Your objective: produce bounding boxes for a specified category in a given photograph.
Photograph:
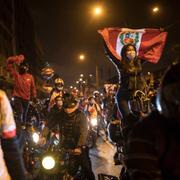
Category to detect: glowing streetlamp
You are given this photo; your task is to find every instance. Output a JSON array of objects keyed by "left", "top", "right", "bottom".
[
  {"left": 94, "top": 6, "right": 102, "bottom": 16},
  {"left": 79, "top": 54, "right": 85, "bottom": 61},
  {"left": 152, "top": 6, "right": 159, "bottom": 13}
]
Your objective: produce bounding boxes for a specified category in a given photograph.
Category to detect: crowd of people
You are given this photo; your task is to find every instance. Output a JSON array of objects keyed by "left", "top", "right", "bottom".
[{"left": 0, "top": 42, "right": 179, "bottom": 179}]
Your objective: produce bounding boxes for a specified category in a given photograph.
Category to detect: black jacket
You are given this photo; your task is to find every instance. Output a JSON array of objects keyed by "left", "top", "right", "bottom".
[
  {"left": 48, "top": 108, "right": 88, "bottom": 149},
  {"left": 104, "top": 43, "right": 144, "bottom": 91}
]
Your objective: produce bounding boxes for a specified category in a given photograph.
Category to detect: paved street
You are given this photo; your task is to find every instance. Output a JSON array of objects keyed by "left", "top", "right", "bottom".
[{"left": 90, "top": 133, "right": 121, "bottom": 180}]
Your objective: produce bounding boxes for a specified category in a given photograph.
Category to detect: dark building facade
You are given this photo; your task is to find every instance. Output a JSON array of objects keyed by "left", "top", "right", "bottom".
[
  {"left": 0, "top": 0, "right": 44, "bottom": 76},
  {"left": 0, "top": 0, "right": 44, "bottom": 93}
]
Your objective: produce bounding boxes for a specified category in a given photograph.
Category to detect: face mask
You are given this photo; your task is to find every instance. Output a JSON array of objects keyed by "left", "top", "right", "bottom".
[
  {"left": 56, "top": 86, "right": 63, "bottom": 91},
  {"left": 126, "top": 51, "right": 136, "bottom": 60}
]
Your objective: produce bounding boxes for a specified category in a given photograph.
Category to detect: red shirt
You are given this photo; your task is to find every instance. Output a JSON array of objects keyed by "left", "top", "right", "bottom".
[{"left": 7, "top": 57, "right": 37, "bottom": 100}]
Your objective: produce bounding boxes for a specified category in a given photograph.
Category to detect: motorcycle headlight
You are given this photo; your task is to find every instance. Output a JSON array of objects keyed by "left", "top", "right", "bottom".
[
  {"left": 32, "top": 132, "right": 40, "bottom": 144},
  {"left": 42, "top": 156, "right": 56, "bottom": 170},
  {"left": 53, "top": 139, "right": 59, "bottom": 146},
  {"left": 90, "top": 118, "right": 98, "bottom": 126}
]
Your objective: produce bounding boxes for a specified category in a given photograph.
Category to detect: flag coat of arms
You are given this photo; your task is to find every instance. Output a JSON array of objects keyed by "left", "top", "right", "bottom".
[{"left": 98, "top": 28, "right": 168, "bottom": 63}]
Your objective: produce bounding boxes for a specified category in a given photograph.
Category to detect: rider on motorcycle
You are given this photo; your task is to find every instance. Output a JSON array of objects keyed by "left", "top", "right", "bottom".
[
  {"left": 44, "top": 93, "right": 95, "bottom": 179},
  {"left": 85, "top": 96, "right": 102, "bottom": 134},
  {"left": 48, "top": 77, "right": 64, "bottom": 111}
]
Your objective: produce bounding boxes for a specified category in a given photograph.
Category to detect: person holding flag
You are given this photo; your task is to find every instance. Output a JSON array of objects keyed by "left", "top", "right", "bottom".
[
  {"left": 99, "top": 28, "right": 167, "bottom": 133},
  {"left": 104, "top": 43, "right": 143, "bottom": 132}
]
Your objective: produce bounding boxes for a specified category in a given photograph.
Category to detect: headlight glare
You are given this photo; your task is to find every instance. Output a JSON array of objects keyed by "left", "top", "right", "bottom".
[{"left": 42, "top": 156, "right": 56, "bottom": 170}]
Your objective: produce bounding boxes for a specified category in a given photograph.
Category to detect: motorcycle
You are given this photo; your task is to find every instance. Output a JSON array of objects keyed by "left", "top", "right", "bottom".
[
  {"left": 86, "top": 117, "right": 98, "bottom": 148},
  {"left": 24, "top": 130, "right": 86, "bottom": 180}
]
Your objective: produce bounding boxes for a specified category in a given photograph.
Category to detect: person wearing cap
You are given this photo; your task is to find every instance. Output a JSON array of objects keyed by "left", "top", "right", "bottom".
[{"left": 6, "top": 55, "right": 37, "bottom": 125}]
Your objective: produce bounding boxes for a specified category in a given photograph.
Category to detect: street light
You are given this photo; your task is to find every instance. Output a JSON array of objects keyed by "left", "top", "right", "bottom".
[
  {"left": 79, "top": 54, "right": 85, "bottom": 61},
  {"left": 152, "top": 6, "right": 159, "bottom": 14},
  {"left": 92, "top": 5, "right": 103, "bottom": 17},
  {"left": 94, "top": 7, "right": 102, "bottom": 15}
]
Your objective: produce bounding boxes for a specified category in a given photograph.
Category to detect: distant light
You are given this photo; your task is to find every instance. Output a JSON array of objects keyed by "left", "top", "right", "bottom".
[
  {"left": 79, "top": 54, "right": 85, "bottom": 61},
  {"left": 152, "top": 6, "right": 159, "bottom": 13},
  {"left": 32, "top": 132, "right": 39, "bottom": 144},
  {"left": 70, "top": 86, "right": 73, "bottom": 89},
  {"left": 83, "top": 81, "right": 86, "bottom": 84},
  {"left": 79, "top": 78, "right": 83, "bottom": 81},
  {"left": 93, "top": 6, "right": 103, "bottom": 16},
  {"left": 80, "top": 74, "right": 84, "bottom": 77},
  {"left": 76, "top": 81, "right": 79, "bottom": 84},
  {"left": 89, "top": 74, "right": 93, "bottom": 77}
]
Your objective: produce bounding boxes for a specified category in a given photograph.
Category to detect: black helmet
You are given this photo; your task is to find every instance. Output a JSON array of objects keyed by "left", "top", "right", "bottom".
[
  {"left": 156, "top": 63, "right": 180, "bottom": 118},
  {"left": 19, "top": 62, "right": 29, "bottom": 74},
  {"left": 63, "top": 93, "right": 77, "bottom": 109}
]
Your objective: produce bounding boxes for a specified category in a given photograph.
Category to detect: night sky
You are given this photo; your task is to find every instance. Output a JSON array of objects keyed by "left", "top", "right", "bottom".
[{"left": 28, "top": 0, "right": 180, "bottom": 86}]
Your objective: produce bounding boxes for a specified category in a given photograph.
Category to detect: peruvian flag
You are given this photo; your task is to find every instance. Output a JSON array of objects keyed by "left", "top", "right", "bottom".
[{"left": 98, "top": 28, "right": 168, "bottom": 63}]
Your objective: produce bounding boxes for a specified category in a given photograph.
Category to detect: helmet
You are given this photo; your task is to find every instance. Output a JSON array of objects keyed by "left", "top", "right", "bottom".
[
  {"left": 156, "top": 63, "right": 180, "bottom": 118},
  {"left": 93, "top": 91, "right": 100, "bottom": 97},
  {"left": 19, "top": 62, "right": 29, "bottom": 68},
  {"left": 54, "top": 77, "right": 64, "bottom": 90},
  {"left": 54, "top": 77, "right": 64, "bottom": 85},
  {"left": 19, "top": 62, "right": 29, "bottom": 74},
  {"left": 63, "top": 93, "right": 77, "bottom": 109}
]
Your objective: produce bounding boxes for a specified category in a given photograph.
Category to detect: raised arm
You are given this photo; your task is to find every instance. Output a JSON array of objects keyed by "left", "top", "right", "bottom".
[
  {"left": 103, "top": 41, "right": 122, "bottom": 68},
  {"left": 6, "top": 55, "right": 24, "bottom": 76}
]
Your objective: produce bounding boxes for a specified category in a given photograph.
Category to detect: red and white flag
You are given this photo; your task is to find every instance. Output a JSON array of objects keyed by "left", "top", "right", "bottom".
[{"left": 98, "top": 28, "right": 168, "bottom": 63}]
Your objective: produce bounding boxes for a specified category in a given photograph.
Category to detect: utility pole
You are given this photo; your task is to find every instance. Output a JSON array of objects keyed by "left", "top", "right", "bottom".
[{"left": 95, "top": 64, "right": 99, "bottom": 89}]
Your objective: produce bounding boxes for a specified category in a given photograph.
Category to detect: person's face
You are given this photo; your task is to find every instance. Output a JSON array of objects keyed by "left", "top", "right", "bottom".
[{"left": 126, "top": 45, "right": 136, "bottom": 60}]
